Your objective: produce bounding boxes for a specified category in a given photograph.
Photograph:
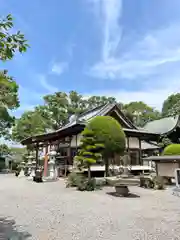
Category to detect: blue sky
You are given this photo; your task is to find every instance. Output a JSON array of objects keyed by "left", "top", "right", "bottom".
[{"left": 1, "top": 0, "right": 180, "bottom": 117}]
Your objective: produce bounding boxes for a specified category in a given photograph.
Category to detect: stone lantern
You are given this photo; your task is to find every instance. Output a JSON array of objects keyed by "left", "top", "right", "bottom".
[
  {"left": 27, "top": 155, "right": 34, "bottom": 176},
  {"left": 29, "top": 159, "right": 36, "bottom": 179},
  {"left": 48, "top": 148, "right": 57, "bottom": 179},
  {"left": 19, "top": 161, "right": 26, "bottom": 177}
]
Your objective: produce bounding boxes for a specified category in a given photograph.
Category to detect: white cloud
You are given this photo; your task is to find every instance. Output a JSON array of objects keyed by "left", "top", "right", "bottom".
[
  {"left": 51, "top": 62, "right": 68, "bottom": 75},
  {"left": 89, "top": 2, "right": 180, "bottom": 81},
  {"left": 86, "top": 0, "right": 180, "bottom": 109},
  {"left": 38, "top": 74, "right": 58, "bottom": 93},
  {"left": 86, "top": 81, "right": 180, "bottom": 111}
]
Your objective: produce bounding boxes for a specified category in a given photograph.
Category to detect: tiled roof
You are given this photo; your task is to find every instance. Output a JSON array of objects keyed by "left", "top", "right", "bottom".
[
  {"left": 143, "top": 116, "right": 179, "bottom": 134},
  {"left": 56, "top": 103, "right": 117, "bottom": 132}
]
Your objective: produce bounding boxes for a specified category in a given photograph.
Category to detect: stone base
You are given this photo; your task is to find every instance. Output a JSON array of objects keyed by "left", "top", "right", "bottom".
[
  {"left": 42, "top": 176, "right": 58, "bottom": 182},
  {"left": 105, "top": 176, "right": 140, "bottom": 186},
  {"left": 18, "top": 170, "right": 25, "bottom": 177},
  {"left": 115, "top": 184, "right": 129, "bottom": 196}
]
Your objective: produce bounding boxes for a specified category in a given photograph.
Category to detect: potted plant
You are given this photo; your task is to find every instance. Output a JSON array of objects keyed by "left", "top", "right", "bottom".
[{"left": 115, "top": 183, "right": 129, "bottom": 196}]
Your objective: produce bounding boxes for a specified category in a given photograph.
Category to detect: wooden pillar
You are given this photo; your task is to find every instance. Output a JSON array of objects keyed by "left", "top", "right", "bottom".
[
  {"left": 35, "top": 143, "right": 39, "bottom": 169},
  {"left": 43, "top": 144, "right": 49, "bottom": 177},
  {"left": 127, "top": 137, "right": 131, "bottom": 164},
  {"left": 65, "top": 137, "right": 72, "bottom": 177},
  {"left": 139, "top": 138, "right": 142, "bottom": 165}
]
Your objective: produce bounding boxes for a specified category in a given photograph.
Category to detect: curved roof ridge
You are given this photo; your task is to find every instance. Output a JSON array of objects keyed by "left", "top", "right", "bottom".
[{"left": 143, "top": 115, "right": 179, "bottom": 134}]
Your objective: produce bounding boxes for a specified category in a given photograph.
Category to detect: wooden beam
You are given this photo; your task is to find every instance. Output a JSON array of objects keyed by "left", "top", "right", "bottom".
[
  {"left": 139, "top": 138, "right": 142, "bottom": 165},
  {"left": 35, "top": 143, "right": 39, "bottom": 168},
  {"left": 43, "top": 145, "right": 49, "bottom": 177}
]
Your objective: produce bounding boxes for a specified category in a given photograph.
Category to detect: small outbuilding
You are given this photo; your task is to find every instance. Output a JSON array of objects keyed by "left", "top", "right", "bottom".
[{"left": 143, "top": 155, "right": 180, "bottom": 178}]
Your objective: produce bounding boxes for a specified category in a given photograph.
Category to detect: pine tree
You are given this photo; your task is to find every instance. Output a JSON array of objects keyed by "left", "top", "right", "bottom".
[{"left": 75, "top": 128, "right": 104, "bottom": 180}]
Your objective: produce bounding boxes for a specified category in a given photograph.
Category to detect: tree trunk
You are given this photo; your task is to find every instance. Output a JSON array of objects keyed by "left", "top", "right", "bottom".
[
  {"left": 88, "top": 165, "right": 91, "bottom": 181},
  {"left": 105, "top": 157, "right": 109, "bottom": 177}
]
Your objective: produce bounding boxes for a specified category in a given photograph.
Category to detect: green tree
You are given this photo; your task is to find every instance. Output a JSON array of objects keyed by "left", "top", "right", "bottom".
[
  {"left": 0, "top": 144, "right": 10, "bottom": 156},
  {"left": 75, "top": 128, "right": 104, "bottom": 180},
  {"left": 12, "top": 110, "right": 48, "bottom": 142},
  {"left": 162, "top": 144, "right": 180, "bottom": 155},
  {"left": 87, "top": 116, "right": 126, "bottom": 176},
  {"left": 38, "top": 91, "right": 86, "bottom": 130},
  {"left": 0, "top": 70, "right": 19, "bottom": 138},
  {"left": 162, "top": 93, "right": 180, "bottom": 117},
  {"left": 36, "top": 92, "right": 117, "bottom": 131},
  {"left": 0, "top": 14, "right": 29, "bottom": 60},
  {"left": 123, "top": 101, "right": 161, "bottom": 126},
  {"left": 87, "top": 96, "right": 116, "bottom": 109},
  {"left": 0, "top": 14, "right": 29, "bottom": 138},
  {"left": 158, "top": 136, "right": 172, "bottom": 149}
]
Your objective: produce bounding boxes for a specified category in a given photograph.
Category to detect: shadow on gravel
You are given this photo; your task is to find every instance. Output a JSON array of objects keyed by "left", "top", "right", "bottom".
[
  {"left": 106, "top": 192, "right": 140, "bottom": 198},
  {"left": 0, "top": 217, "right": 31, "bottom": 240}
]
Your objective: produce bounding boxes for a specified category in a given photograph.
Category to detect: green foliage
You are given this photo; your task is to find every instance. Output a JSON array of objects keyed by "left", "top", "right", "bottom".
[
  {"left": 12, "top": 110, "right": 48, "bottom": 142},
  {"left": 77, "top": 178, "right": 96, "bottom": 191},
  {"left": 162, "top": 93, "right": 180, "bottom": 117},
  {"left": 140, "top": 176, "right": 165, "bottom": 190},
  {"left": 87, "top": 116, "right": 126, "bottom": 157},
  {"left": 87, "top": 96, "right": 116, "bottom": 109},
  {"left": 0, "top": 70, "right": 19, "bottom": 138},
  {"left": 162, "top": 144, "right": 180, "bottom": 156},
  {"left": 66, "top": 172, "right": 85, "bottom": 188},
  {"left": 75, "top": 128, "right": 104, "bottom": 167},
  {"left": 36, "top": 92, "right": 117, "bottom": 131},
  {"left": 123, "top": 101, "right": 161, "bottom": 126},
  {"left": 66, "top": 172, "right": 97, "bottom": 191},
  {"left": 0, "top": 14, "right": 28, "bottom": 138},
  {"left": 153, "top": 176, "right": 165, "bottom": 190},
  {"left": 0, "top": 144, "right": 10, "bottom": 156},
  {"left": 158, "top": 137, "right": 172, "bottom": 148},
  {"left": 0, "top": 14, "right": 29, "bottom": 61}
]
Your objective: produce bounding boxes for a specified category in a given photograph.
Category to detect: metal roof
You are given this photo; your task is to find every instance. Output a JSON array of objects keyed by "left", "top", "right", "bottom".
[
  {"left": 143, "top": 116, "right": 179, "bottom": 134},
  {"left": 56, "top": 103, "right": 135, "bottom": 132},
  {"left": 143, "top": 155, "right": 180, "bottom": 161}
]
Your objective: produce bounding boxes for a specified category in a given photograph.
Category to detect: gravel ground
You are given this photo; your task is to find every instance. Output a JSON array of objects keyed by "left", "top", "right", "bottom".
[{"left": 0, "top": 174, "right": 180, "bottom": 240}]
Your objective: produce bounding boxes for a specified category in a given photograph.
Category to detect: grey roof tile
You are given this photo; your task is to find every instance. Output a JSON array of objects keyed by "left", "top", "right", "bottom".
[{"left": 143, "top": 116, "right": 179, "bottom": 134}]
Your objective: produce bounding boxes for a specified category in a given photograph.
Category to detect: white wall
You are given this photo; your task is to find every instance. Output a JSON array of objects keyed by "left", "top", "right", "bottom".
[
  {"left": 157, "top": 162, "right": 179, "bottom": 177},
  {"left": 126, "top": 137, "right": 140, "bottom": 149},
  {"left": 71, "top": 135, "right": 140, "bottom": 149},
  {"left": 71, "top": 134, "right": 82, "bottom": 147}
]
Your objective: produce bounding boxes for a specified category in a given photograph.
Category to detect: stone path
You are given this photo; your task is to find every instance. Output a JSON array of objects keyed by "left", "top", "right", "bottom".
[{"left": 0, "top": 174, "right": 180, "bottom": 240}]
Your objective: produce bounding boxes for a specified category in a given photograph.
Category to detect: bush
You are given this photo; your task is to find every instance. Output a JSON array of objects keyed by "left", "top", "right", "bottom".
[
  {"left": 162, "top": 144, "right": 180, "bottom": 155},
  {"left": 140, "top": 176, "right": 165, "bottom": 190},
  {"left": 66, "top": 172, "right": 85, "bottom": 188},
  {"left": 152, "top": 176, "right": 165, "bottom": 190},
  {"left": 77, "top": 178, "right": 96, "bottom": 191}
]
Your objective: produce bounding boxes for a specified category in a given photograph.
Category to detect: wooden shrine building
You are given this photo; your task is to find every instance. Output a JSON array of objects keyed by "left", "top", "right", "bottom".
[{"left": 21, "top": 103, "right": 160, "bottom": 176}]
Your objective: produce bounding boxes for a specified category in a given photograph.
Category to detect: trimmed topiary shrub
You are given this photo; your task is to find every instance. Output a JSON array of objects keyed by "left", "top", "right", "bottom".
[
  {"left": 87, "top": 116, "right": 126, "bottom": 176},
  {"left": 162, "top": 144, "right": 180, "bottom": 155},
  {"left": 75, "top": 128, "right": 104, "bottom": 181}
]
